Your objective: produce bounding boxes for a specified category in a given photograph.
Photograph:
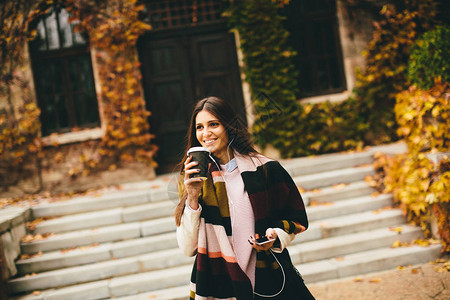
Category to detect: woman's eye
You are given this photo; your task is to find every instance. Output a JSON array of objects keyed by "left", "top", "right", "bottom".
[
  {"left": 211, "top": 122, "right": 219, "bottom": 127},
  {"left": 196, "top": 125, "right": 203, "bottom": 130}
]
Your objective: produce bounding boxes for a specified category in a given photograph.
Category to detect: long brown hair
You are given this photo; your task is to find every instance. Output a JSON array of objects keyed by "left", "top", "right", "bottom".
[{"left": 175, "top": 96, "right": 258, "bottom": 226}]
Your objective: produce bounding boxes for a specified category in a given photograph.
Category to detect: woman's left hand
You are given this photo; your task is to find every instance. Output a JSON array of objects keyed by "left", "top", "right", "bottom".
[{"left": 249, "top": 228, "right": 278, "bottom": 251}]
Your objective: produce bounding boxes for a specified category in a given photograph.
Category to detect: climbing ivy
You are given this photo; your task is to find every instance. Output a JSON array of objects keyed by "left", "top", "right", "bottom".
[
  {"left": 1, "top": 0, "right": 157, "bottom": 194},
  {"left": 375, "top": 80, "right": 449, "bottom": 252},
  {"left": 228, "top": 0, "right": 443, "bottom": 158},
  {"left": 0, "top": 0, "right": 44, "bottom": 190},
  {"left": 226, "top": 0, "right": 302, "bottom": 153},
  {"left": 66, "top": 0, "right": 157, "bottom": 174},
  {"left": 354, "top": 0, "right": 439, "bottom": 142}
]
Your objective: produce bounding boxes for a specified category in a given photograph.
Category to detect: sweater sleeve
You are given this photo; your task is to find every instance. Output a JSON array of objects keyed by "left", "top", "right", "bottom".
[
  {"left": 176, "top": 203, "right": 202, "bottom": 257},
  {"left": 271, "top": 228, "right": 295, "bottom": 253}
]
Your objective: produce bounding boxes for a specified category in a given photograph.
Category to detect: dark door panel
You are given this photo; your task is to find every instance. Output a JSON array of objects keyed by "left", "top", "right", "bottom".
[{"left": 139, "top": 24, "right": 245, "bottom": 173}]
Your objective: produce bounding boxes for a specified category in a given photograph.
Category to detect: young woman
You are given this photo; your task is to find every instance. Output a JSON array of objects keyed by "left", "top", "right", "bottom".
[{"left": 175, "top": 97, "right": 315, "bottom": 300}]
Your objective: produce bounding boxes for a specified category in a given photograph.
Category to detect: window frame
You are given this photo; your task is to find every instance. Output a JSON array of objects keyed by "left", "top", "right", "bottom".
[
  {"left": 281, "top": 0, "right": 347, "bottom": 98},
  {"left": 29, "top": 4, "right": 101, "bottom": 137}
]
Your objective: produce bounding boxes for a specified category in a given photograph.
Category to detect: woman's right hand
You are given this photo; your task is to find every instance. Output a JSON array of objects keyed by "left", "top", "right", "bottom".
[{"left": 184, "top": 155, "right": 204, "bottom": 210}]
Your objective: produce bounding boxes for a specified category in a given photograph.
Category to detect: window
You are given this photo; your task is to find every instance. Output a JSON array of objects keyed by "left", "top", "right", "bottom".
[
  {"left": 142, "top": 0, "right": 224, "bottom": 30},
  {"left": 281, "top": 0, "right": 346, "bottom": 97},
  {"left": 29, "top": 4, "right": 100, "bottom": 136}
]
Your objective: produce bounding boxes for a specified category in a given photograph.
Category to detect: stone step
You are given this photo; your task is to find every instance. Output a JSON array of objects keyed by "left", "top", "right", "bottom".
[
  {"left": 29, "top": 148, "right": 381, "bottom": 220},
  {"left": 21, "top": 217, "right": 176, "bottom": 254},
  {"left": 31, "top": 187, "right": 171, "bottom": 218},
  {"left": 281, "top": 151, "right": 374, "bottom": 177},
  {"left": 113, "top": 286, "right": 188, "bottom": 300},
  {"left": 32, "top": 183, "right": 381, "bottom": 236},
  {"left": 8, "top": 246, "right": 194, "bottom": 295},
  {"left": 16, "top": 232, "right": 177, "bottom": 274},
  {"left": 296, "top": 208, "right": 406, "bottom": 242},
  {"left": 301, "top": 180, "right": 375, "bottom": 205},
  {"left": 12, "top": 243, "right": 439, "bottom": 300},
  {"left": 288, "top": 225, "right": 424, "bottom": 264},
  {"left": 305, "top": 193, "right": 393, "bottom": 222},
  {"left": 299, "top": 244, "right": 442, "bottom": 284},
  {"left": 12, "top": 208, "right": 411, "bottom": 293},
  {"left": 294, "top": 166, "right": 375, "bottom": 190},
  {"left": 23, "top": 189, "right": 388, "bottom": 255},
  {"left": 33, "top": 201, "right": 175, "bottom": 235}
]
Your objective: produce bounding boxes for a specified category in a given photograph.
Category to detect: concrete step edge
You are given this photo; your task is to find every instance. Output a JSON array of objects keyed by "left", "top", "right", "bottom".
[
  {"left": 21, "top": 218, "right": 176, "bottom": 254},
  {"left": 302, "top": 180, "right": 375, "bottom": 204},
  {"left": 298, "top": 244, "right": 442, "bottom": 284},
  {"left": 294, "top": 166, "right": 375, "bottom": 190},
  {"left": 288, "top": 225, "right": 424, "bottom": 264},
  {"left": 14, "top": 239, "right": 437, "bottom": 300},
  {"left": 281, "top": 151, "right": 374, "bottom": 177},
  {"left": 297, "top": 208, "right": 406, "bottom": 242},
  {"left": 33, "top": 201, "right": 176, "bottom": 235},
  {"left": 8, "top": 246, "right": 193, "bottom": 294},
  {"left": 16, "top": 232, "right": 177, "bottom": 274},
  {"left": 305, "top": 193, "right": 393, "bottom": 222}
]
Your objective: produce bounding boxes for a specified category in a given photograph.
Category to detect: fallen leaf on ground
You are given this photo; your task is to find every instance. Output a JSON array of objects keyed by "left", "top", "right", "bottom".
[
  {"left": 32, "top": 291, "right": 41, "bottom": 296},
  {"left": 21, "top": 233, "right": 55, "bottom": 243},
  {"left": 364, "top": 175, "right": 378, "bottom": 187},
  {"left": 373, "top": 206, "right": 393, "bottom": 214},
  {"left": 413, "top": 239, "right": 431, "bottom": 247},
  {"left": 369, "top": 278, "right": 382, "bottom": 283},
  {"left": 309, "top": 200, "right": 334, "bottom": 207},
  {"left": 26, "top": 218, "right": 45, "bottom": 231},
  {"left": 392, "top": 240, "right": 409, "bottom": 248},
  {"left": 20, "top": 251, "right": 43, "bottom": 260},
  {"left": 411, "top": 268, "right": 420, "bottom": 274},
  {"left": 335, "top": 257, "right": 345, "bottom": 261},
  {"left": 389, "top": 227, "right": 403, "bottom": 234},
  {"left": 332, "top": 183, "right": 348, "bottom": 190},
  {"left": 353, "top": 277, "right": 364, "bottom": 282},
  {"left": 397, "top": 265, "right": 406, "bottom": 270}
]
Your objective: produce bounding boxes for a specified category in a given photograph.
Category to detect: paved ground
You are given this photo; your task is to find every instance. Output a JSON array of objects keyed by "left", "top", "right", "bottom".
[{"left": 307, "top": 257, "right": 449, "bottom": 300}]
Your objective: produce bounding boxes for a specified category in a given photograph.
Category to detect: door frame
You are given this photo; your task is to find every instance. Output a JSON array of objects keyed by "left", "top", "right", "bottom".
[{"left": 137, "top": 21, "right": 247, "bottom": 173}]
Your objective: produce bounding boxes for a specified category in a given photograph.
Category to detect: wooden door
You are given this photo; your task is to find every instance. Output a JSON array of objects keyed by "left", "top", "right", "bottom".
[{"left": 139, "top": 24, "right": 245, "bottom": 173}]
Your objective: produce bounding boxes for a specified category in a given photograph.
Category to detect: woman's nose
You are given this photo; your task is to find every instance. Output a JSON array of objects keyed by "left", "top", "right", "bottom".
[{"left": 203, "top": 128, "right": 211, "bottom": 137}]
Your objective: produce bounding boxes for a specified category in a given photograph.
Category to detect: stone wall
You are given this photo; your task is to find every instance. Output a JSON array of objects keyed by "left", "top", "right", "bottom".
[{"left": 0, "top": 206, "right": 31, "bottom": 299}]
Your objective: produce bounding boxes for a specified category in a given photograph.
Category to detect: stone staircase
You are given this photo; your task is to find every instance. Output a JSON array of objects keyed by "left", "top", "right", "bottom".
[{"left": 8, "top": 143, "right": 442, "bottom": 300}]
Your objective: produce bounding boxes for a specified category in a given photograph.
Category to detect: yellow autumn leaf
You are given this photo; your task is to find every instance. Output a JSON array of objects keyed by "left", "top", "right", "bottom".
[{"left": 389, "top": 227, "right": 403, "bottom": 234}]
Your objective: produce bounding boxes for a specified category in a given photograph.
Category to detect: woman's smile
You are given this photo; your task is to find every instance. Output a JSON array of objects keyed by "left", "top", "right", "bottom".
[{"left": 195, "top": 110, "right": 232, "bottom": 164}]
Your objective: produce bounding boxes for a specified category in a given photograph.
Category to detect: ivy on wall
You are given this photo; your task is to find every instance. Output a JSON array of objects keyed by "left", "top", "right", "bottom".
[
  {"left": 353, "top": 0, "right": 439, "bottom": 142},
  {"left": 227, "top": 0, "right": 443, "bottom": 159},
  {"left": 66, "top": 0, "right": 157, "bottom": 174},
  {"left": 376, "top": 80, "right": 449, "bottom": 252},
  {"left": 226, "top": 0, "right": 302, "bottom": 153},
  {"left": 0, "top": 1, "right": 44, "bottom": 190},
  {"left": 1, "top": 0, "right": 157, "bottom": 193}
]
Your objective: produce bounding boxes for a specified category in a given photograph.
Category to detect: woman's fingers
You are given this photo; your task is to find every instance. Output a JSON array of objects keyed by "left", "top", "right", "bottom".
[{"left": 266, "top": 228, "right": 278, "bottom": 240}]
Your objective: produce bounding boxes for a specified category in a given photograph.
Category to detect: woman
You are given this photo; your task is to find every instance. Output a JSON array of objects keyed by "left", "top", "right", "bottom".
[{"left": 175, "top": 96, "right": 315, "bottom": 300}]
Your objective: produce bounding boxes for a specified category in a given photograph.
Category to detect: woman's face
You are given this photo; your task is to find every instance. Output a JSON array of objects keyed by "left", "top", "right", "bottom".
[{"left": 195, "top": 109, "right": 231, "bottom": 163}]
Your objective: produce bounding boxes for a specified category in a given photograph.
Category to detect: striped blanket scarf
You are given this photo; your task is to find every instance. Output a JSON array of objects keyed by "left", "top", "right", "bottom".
[{"left": 184, "top": 152, "right": 309, "bottom": 299}]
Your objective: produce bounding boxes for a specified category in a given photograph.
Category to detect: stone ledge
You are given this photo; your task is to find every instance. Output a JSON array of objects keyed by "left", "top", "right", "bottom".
[{"left": 0, "top": 206, "right": 31, "bottom": 280}]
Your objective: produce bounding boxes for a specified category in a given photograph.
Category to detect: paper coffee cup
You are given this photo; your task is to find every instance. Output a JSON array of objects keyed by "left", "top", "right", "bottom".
[{"left": 187, "top": 147, "right": 210, "bottom": 180}]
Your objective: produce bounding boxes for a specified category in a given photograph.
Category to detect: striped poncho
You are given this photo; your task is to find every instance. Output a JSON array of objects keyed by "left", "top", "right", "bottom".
[{"left": 179, "top": 152, "right": 309, "bottom": 299}]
